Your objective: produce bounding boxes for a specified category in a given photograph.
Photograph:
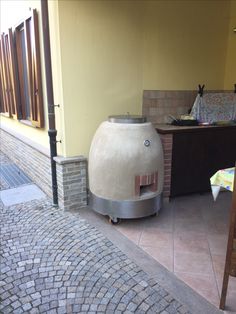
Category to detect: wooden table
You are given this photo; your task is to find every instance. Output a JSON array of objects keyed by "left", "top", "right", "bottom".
[
  {"left": 211, "top": 167, "right": 236, "bottom": 310},
  {"left": 210, "top": 167, "right": 235, "bottom": 200}
]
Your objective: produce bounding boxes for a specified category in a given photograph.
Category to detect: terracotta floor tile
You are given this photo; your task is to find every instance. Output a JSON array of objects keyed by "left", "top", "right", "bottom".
[
  {"left": 139, "top": 228, "right": 173, "bottom": 248},
  {"left": 144, "top": 210, "right": 173, "bottom": 231},
  {"left": 141, "top": 245, "right": 173, "bottom": 272},
  {"left": 173, "top": 206, "right": 203, "bottom": 220},
  {"left": 214, "top": 222, "right": 228, "bottom": 234},
  {"left": 172, "top": 194, "right": 202, "bottom": 207},
  {"left": 174, "top": 232, "right": 208, "bottom": 242},
  {"left": 175, "top": 272, "right": 218, "bottom": 295},
  {"left": 204, "top": 220, "right": 228, "bottom": 235},
  {"left": 174, "top": 233, "right": 209, "bottom": 254},
  {"left": 174, "top": 213, "right": 203, "bottom": 222},
  {"left": 209, "top": 219, "right": 230, "bottom": 233},
  {"left": 212, "top": 254, "right": 226, "bottom": 273},
  {"left": 115, "top": 226, "right": 143, "bottom": 245},
  {"left": 174, "top": 218, "right": 206, "bottom": 235},
  {"left": 207, "top": 235, "right": 227, "bottom": 255},
  {"left": 224, "top": 291, "right": 236, "bottom": 312},
  {"left": 144, "top": 220, "right": 173, "bottom": 232},
  {"left": 174, "top": 251, "right": 214, "bottom": 275},
  {"left": 196, "top": 288, "right": 220, "bottom": 307},
  {"left": 215, "top": 272, "right": 236, "bottom": 294},
  {"left": 210, "top": 254, "right": 236, "bottom": 296}
]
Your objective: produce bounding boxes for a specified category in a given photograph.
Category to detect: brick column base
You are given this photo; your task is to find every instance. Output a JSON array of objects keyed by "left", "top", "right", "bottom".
[
  {"left": 54, "top": 156, "right": 88, "bottom": 211},
  {"left": 159, "top": 134, "right": 173, "bottom": 199}
]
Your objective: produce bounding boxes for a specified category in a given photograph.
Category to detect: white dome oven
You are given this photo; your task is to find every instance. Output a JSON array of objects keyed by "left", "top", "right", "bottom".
[{"left": 89, "top": 115, "right": 164, "bottom": 223}]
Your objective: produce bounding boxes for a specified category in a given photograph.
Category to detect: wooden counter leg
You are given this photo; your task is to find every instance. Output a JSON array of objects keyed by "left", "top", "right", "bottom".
[{"left": 220, "top": 268, "right": 229, "bottom": 310}]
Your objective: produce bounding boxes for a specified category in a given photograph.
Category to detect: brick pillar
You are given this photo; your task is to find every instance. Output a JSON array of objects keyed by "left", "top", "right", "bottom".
[
  {"left": 54, "top": 156, "right": 88, "bottom": 211},
  {"left": 159, "top": 134, "right": 173, "bottom": 198}
]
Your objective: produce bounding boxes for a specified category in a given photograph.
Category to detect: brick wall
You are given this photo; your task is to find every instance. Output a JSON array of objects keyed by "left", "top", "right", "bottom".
[
  {"left": 0, "top": 129, "right": 52, "bottom": 197},
  {"left": 143, "top": 90, "right": 232, "bottom": 124},
  {"left": 54, "top": 156, "right": 87, "bottom": 211},
  {"left": 143, "top": 90, "right": 197, "bottom": 124},
  {"left": 159, "top": 134, "right": 173, "bottom": 198},
  {"left": 0, "top": 129, "right": 88, "bottom": 210}
]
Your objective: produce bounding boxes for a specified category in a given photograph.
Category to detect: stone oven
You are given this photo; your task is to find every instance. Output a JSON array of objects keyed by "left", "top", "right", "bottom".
[{"left": 89, "top": 115, "right": 164, "bottom": 223}]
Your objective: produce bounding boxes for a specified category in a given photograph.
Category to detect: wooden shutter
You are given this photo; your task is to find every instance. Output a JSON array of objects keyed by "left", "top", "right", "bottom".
[
  {"left": 0, "top": 68, "right": 4, "bottom": 113},
  {"left": 7, "top": 28, "right": 21, "bottom": 119},
  {"left": 0, "top": 30, "right": 20, "bottom": 118},
  {"left": 0, "top": 34, "right": 11, "bottom": 116},
  {"left": 14, "top": 9, "right": 44, "bottom": 128},
  {"left": 0, "top": 39, "right": 4, "bottom": 113},
  {"left": 25, "top": 10, "right": 44, "bottom": 128}
]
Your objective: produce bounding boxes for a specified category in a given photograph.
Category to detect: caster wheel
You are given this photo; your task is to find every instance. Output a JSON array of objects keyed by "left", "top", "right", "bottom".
[
  {"left": 109, "top": 217, "right": 121, "bottom": 225},
  {"left": 151, "top": 212, "right": 158, "bottom": 217}
]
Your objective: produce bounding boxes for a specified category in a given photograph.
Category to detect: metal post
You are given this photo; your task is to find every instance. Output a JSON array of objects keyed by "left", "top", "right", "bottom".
[
  {"left": 48, "top": 129, "right": 58, "bottom": 206},
  {"left": 41, "top": 0, "right": 58, "bottom": 206}
]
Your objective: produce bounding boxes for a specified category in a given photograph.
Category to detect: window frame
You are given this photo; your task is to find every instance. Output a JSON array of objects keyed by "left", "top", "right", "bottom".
[
  {"left": 15, "top": 9, "right": 44, "bottom": 128},
  {"left": 0, "top": 9, "right": 44, "bottom": 128}
]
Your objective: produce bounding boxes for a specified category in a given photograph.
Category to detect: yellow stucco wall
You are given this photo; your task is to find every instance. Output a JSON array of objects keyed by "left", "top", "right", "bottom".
[
  {"left": 57, "top": 0, "right": 144, "bottom": 157},
  {"left": 47, "top": 0, "right": 65, "bottom": 156},
  {"left": 224, "top": 0, "right": 236, "bottom": 89},
  {"left": 0, "top": 0, "right": 233, "bottom": 157},
  {"left": 142, "top": 0, "right": 230, "bottom": 90},
  {"left": 57, "top": 0, "right": 231, "bottom": 157}
]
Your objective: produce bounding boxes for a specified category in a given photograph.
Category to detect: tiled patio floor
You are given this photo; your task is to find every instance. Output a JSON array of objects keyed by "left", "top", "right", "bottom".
[{"left": 113, "top": 192, "right": 236, "bottom": 311}]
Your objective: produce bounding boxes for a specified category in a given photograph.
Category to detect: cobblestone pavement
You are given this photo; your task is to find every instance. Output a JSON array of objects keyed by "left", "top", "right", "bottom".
[{"left": 0, "top": 196, "right": 192, "bottom": 314}]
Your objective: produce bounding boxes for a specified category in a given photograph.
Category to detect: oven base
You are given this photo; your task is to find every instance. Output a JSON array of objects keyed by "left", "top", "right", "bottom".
[{"left": 89, "top": 191, "right": 162, "bottom": 220}]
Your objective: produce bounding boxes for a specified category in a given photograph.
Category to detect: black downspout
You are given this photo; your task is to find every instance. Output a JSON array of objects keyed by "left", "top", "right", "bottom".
[{"left": 41, "top": 0, "right": 58, "bottom": 207}]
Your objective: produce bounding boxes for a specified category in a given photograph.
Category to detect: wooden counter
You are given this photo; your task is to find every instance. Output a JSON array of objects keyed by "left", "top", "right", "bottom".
[
  {"left": 154, "top": 123, "right": 236, "bottom": 134},
  {"left": 155, "top": 123, "right": 236, "bottom": 198}
]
